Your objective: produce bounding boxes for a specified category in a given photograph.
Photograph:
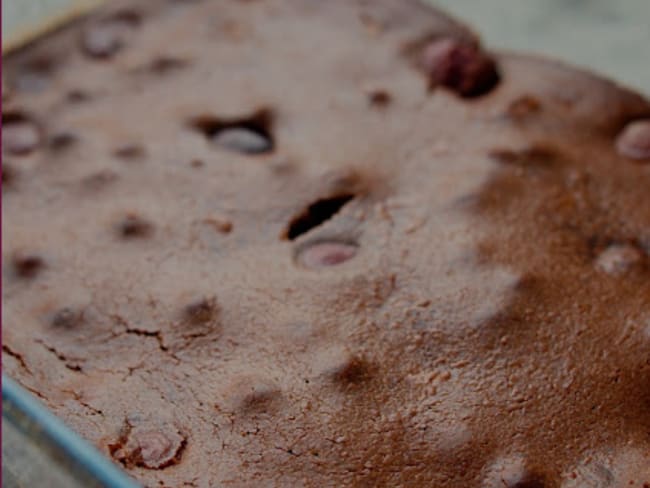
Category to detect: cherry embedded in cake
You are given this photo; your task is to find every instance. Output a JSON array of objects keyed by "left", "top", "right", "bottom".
[{"left": 616, "top": 119, "right": 650, "bottom": 161}]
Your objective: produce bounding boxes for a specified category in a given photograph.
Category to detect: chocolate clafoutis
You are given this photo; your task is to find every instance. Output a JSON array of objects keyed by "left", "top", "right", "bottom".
[{"left": 2, "top": 0, "right": 650, "bottom": 486}]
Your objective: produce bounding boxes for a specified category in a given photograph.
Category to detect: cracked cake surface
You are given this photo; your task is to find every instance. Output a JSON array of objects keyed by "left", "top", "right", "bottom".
[{"left": 2, "top": 0, "right": 650, "bottom": 486}]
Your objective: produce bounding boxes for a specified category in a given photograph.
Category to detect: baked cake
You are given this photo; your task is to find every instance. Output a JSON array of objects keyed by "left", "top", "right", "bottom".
[{"left": 2, "top": 0, "right": 650, "bottom": 486}]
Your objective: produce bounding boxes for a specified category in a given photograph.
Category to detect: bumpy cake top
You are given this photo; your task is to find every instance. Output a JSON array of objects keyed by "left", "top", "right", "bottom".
[{"left": 2, "top": 0, "right": 650, "bottom": 486}]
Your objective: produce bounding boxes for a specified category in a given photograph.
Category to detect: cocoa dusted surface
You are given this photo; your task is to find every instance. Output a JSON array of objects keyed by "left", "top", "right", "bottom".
[{"left": 2, "top": 0, "right": 650, "bottom": 486}]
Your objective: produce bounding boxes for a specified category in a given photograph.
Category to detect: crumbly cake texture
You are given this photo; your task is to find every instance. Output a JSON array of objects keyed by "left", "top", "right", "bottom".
[{"left": 2, "top": 0, "right": 650, "bottom": 486}]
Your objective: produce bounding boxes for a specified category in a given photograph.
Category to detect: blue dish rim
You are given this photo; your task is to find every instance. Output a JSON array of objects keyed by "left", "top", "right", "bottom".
[{"left": 2, "top": 373, "right": 140, "bottom": 488}]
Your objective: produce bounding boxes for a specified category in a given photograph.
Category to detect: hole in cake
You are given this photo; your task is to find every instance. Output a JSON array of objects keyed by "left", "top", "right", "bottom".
[
  {"left": 2, "top": 112, "right": 42, "bottom": 156},
  {"left": 202, "top": 217, "right": 233, "bottom": 234},
  {"left": 2, "top": 164, "right": 17, "bottom": 187},
  {"left": 284, "top": 194, "right": 355, "bottom": 240},
  {"left": 183, "top": 297, "right": 218, "bottom": 324},
  {"left": 509, "top": 477, "right": 546, "bottom": 488},
  {"left": 66, "top": 90, "right": 92, "bottom": 103},
  {"left": 2, "top": 75, "right": 12, "bottom": 100},
  {"left": 330, "top": 356, "right": 369, "bottom": 384},
  {"left": 313, "top": 348, "right": 371, "bottom": 384},
  {"left": 49, "top": 132, "right": 77, "bottom": 152},
  {"left": 149, "top": 56, "right": 189, "bottom": 75},
  {"left": 366, "top": 88, "right": 392, "bottom": 108},
  {"left": 82, "top": 170, "right": 119, "bottom": 191},
  {"left": 236, "top": 382, "right": 280, "bottom": 413},
  {"left": 12, "top": 253, "right": 45, "bottom": 279},
  {"left": 109, "top": 10, "right": 142, "bottom": 25},
  {"left": 190, "top": 109, "right": 274, "bottom": 155},
  {"left": 13, "top": 55, "right": 58, "bottom": 93},
  {"left": 505, "top": 95, "right": 542, "bottom": 120},
  {"left": 118, "top": 214, "right": 154, "bottom": 239},
  {"left": 51, "top": 308, "right": 84, "bottom": 329},
  {"left": 81, "top": 10, "right": 142, "bottom": 59}
]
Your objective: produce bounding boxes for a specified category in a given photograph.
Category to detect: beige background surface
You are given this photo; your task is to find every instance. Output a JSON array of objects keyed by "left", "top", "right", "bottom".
[
  {"left": 2, "top": 0, "right": 650, "bottom": 95},
  {"left": 1, "top": 1, "right": 649, "bottom": 91},
  {"left": 2, "top": 0, "right": 101, "bottom": 53},
  {"left": 433, "top": 0, "right": 650, "bottom": 94}
]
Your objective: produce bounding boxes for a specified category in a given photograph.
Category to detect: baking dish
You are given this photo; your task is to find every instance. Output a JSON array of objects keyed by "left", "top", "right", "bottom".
[{"left": 2, "top": 374, "right": 140, "bottom": 487}]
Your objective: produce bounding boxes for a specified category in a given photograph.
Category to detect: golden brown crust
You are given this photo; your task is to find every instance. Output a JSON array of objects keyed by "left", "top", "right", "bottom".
[{"left": 2, "top": 0, "right": 650, "bottom": 486}]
